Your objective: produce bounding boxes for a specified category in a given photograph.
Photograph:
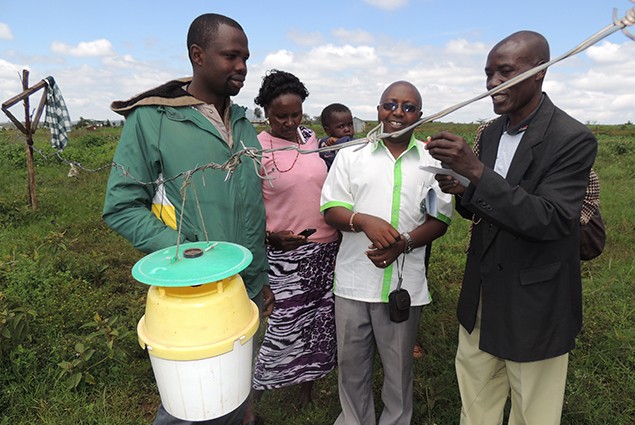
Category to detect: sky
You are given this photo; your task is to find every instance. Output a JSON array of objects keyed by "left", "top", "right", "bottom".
[{"left": 1, "top": 0, "right": 634, "bottom": 125}]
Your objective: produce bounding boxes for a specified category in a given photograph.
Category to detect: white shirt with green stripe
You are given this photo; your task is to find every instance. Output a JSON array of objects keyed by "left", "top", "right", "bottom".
[{"left": 320, "top": 135, "right": 453, "bottom": 306}]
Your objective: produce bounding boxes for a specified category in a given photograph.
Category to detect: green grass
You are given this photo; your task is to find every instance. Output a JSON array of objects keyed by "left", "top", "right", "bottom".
[{"left": 0, "top": 123, "right": 633, "bottom": 424}]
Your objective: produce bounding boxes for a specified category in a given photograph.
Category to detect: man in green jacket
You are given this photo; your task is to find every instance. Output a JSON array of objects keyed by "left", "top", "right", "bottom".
[{"left": 103, "top": 13, "right": 272, "bottom": 425}]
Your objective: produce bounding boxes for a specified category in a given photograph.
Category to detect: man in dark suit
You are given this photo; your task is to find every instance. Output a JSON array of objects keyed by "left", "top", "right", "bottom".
[{"left": 426, "top": 31, "right": 597, "bottom": 424}]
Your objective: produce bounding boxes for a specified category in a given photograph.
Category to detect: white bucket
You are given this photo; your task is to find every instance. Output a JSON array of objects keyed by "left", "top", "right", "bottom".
[{"left": 148, "top": 337, "right": 254, "bottom": 421}]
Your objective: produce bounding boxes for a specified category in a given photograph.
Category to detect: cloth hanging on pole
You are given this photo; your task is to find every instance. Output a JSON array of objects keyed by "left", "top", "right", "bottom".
[{"left": 44, "top": 76, "right": 72, "bottom": 150}]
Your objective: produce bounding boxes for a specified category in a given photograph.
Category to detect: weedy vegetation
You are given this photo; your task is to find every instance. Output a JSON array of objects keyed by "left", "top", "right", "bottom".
[{"left": 0, "top": 122, "right": 633, "bottom": 424}]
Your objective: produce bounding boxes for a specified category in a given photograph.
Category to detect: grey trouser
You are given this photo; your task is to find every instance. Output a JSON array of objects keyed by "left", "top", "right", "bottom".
[{"left": 333, "top": 295, "right": 422, "bottom": 425}]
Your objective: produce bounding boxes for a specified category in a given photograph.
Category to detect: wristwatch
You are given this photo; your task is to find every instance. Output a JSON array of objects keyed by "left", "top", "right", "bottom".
[{"left": 401, "top": 232, "right": 413, "bottom": 254}]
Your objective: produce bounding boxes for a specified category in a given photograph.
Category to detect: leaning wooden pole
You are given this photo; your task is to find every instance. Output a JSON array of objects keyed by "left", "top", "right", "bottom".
[{"left": 22, "top": 70, "right": 38, "bottom": 211}]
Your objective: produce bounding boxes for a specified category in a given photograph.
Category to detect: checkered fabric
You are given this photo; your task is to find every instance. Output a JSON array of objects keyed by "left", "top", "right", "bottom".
[
  {"left": 580, "top": 169, "right": 600, "bottom": 225},
  {"left": 471, "top": 121, "right": 491, "bottom": 158},
  {"left": 471, "top": 120, "right": 599, "bottom": 225},
  {"left": 44, "top": 76, "right": 72, "bottom": 150}
]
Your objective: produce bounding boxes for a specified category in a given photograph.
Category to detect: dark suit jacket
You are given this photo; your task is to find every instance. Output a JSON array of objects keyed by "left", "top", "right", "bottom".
[{"left": 456, "top": 94, "right": 598, "bottom": 362}]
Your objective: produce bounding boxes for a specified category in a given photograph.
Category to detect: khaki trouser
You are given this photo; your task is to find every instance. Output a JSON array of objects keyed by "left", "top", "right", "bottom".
[{"left": 455, "top": 301, "right": 569, "bottom": 425}]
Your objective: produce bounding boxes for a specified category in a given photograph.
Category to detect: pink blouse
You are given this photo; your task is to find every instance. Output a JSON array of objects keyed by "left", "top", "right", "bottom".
[{"left": 257, "top": 129, "right": 339, "bottom": 244}]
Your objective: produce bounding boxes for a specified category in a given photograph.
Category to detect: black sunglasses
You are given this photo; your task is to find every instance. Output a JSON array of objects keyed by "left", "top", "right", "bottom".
[{"left": 381, "top": 102, "right": 418, "bottom": 114}]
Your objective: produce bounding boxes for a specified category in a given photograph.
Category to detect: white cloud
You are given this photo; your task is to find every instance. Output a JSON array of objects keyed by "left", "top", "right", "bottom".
[
  {"left": 332, "top": 28, "right": 375, "bottom": 45},
  {"left": 0, "top": 22, "right": 13, "bottom": 40},
  {"left": 288, "top": 30, "right": 323, "bottom": 46},
  {"left": 237, "top": 36, "right": 496, "bottom": 123},
  {"left": 102, "top": 54, "right": 138, "bottom": 69},
  {"left": 587, "top": 42, "right": 635, "bottom": 77},
  {"left": 445, "top": 38, "right": 488, "bottom": 56},
  {"left": 542, "top": 79, "right": 566, "bottom": 94},
  {"left": 0, "top": 47, "right": 186, "bottom": 122},
  {"left": 568, "top": 69, "right": 635, "bottom": 92},
  {"left": 3, "top": 23, "right": 631, "bottom": 125},
  {"left": 50, "top": 39, "right": 114, "bottom": 57},
  {"left": 586, "top": 40, "right": 628, "bottom": 64},
  {"left": 375, "top": 39, "right": 432, "bottom": 65},
  {"left": 304, "top": 44, "right": 378, "bottom": 71},
  {"left": 39, "top": 62, "right": 178, "bottom": 120},
  {"left": 537, "top": 41, "right": 635, "bottom": 125},
  {"left": 293, "top": 36, "right": 619, "bottom": 124},
  {"left": 363, "top": 0, "right": 409, "bottom": 10},
  {"left": 0, "top": 58, "right": 25, "bottom": 76},
  {"left": 262, "top": 50, "right": 295, "bottom": 68},
  {"left": 0, "top": 59, "right": 29, "bottom": 98}
]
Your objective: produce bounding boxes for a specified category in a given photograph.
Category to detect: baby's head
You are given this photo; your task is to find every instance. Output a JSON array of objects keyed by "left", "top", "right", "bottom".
[{"left": 320, "top": 103, "right": 354, "bottom": 139}]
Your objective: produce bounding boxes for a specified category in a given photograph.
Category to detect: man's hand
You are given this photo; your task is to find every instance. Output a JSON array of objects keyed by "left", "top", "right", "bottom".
[
  {"left": 355, "top": 214, "right": 400, "bottom": 250},
  {"left": 435, "top": 173, "right": 467, "bottom": 195},
  {"left": 365, "top": 240, "right": 405, "bottom": 269},
  {"left": 426, "top": 132, "right": 484, "bottom": 185}
]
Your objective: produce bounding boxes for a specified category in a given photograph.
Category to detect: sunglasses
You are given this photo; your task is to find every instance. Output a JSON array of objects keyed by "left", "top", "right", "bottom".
[{"left": 381, "top": 102, "right": 418, "bottom": 114}]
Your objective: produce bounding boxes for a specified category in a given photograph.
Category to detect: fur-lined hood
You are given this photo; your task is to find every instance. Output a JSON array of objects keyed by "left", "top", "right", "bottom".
[{"left": 110, "top": 77, "right": 203, "bottom": 117}]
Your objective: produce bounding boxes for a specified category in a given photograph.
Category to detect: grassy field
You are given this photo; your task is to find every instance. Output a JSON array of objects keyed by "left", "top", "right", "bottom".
[{"left": 0, "top": 122, "right": 633, "bottom": 424}]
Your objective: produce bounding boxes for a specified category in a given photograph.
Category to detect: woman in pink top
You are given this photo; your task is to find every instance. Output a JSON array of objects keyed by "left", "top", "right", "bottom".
[{"left": 251, "top": 70, "right": 339, "bottom": 409}]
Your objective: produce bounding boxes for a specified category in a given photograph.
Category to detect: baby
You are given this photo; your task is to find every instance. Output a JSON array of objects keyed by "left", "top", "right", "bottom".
[{"left": 318, "top": 103, "right": 355, "bottom": 169}]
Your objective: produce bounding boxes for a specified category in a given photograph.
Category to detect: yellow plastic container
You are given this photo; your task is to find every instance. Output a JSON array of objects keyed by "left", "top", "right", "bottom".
[
  {"left": 137, "top": 275, "right": 258, "bottom": 360},
  {"left": 133, "top": 241, "right": 259, "bottom": 421}
]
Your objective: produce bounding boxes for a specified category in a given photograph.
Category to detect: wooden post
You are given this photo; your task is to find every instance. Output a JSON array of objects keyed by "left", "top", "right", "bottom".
[
  {"left": 22, "top": 70, "right": 38, "bottom": 210},
  {"left": 1, "top": 70, "right": 49, "bottom": 211}
]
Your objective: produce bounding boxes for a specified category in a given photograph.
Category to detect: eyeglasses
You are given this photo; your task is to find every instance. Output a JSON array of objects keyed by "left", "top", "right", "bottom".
[{"left": 381, "top": 102, "right": 418, "bottom": 114}]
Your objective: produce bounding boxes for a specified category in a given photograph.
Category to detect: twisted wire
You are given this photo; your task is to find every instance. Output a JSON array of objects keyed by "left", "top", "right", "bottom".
[
  {"left": 383, "top": 1, "right": 635, "bottom": 140},
  {"left": 4, "top": 3, "right": 634, "bottom": 189}
]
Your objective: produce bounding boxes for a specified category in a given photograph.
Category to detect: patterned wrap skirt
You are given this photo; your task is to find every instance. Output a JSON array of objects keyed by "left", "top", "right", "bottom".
[{"left": 252, "top": 240, "right": 339, "bottom": 390}]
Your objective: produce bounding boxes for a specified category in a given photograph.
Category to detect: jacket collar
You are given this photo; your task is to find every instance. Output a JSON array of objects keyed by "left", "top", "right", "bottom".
[
  {"left": 110, "top": 77, "right": 203, "bottom": 117},
  {"left": 372, "top": 133, "right": 420, "bottom": 158},
  {"left": 503, "top": 94, "right": 544, "bottom": 135},
  {"left": 482, "top": 93, "right": 555, "bottom": 185}
]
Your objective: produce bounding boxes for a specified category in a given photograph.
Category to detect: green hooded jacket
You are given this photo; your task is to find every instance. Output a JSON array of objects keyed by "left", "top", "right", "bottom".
[{"left": 103, "top": 79, "right": 268, "bottom": 297}]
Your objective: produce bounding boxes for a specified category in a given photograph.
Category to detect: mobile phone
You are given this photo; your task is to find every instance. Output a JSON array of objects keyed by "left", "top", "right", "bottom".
[{"left": 298, "top": 228, "right": 317, "bottom": 237}]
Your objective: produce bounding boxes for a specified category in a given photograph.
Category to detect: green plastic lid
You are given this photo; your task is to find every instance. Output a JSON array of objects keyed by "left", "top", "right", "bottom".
[{"left": 132, "top": 241, "right": 253, "bottom": 287}]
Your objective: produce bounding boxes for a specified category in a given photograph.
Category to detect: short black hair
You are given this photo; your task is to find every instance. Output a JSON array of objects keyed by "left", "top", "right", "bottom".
[
  {"left": 321, "top": 103, "right": 351, "bottom": 128},
  {"left": 187, "top": 13, "right": 243, "bottom": 60},
  {"left": 254, "top": 69, "right": 309, "bottom": 108}
]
